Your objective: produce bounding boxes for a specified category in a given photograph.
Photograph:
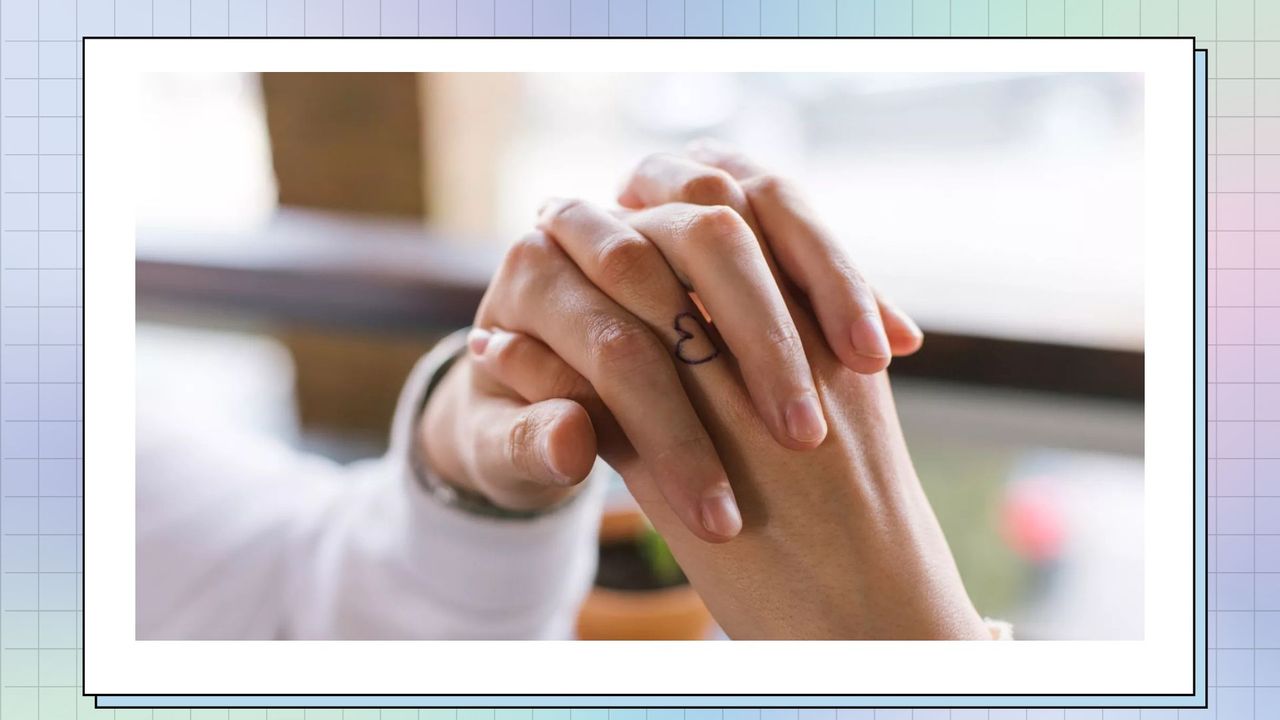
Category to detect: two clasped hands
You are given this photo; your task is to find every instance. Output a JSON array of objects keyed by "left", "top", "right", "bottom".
[{"left": 422, "top": 141, "right": 995, "bottom": 640}]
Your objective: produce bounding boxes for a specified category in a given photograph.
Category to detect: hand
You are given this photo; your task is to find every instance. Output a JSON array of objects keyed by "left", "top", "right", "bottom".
[
  {"left": 479, "top": 323, "right": 987, "bottom": 639},
  {"left": 419, "top": 344, "right": 598, "bottom": 513},
  {"left": 436, "top": 208, "right": 767, "bottom": 542},
  {"left": 424, "top": 178, "right": 912, "bottom": 540},
  {"left": 618, "top": 140, "right": 924, "bottom": 373},
  {"left": 423, "top": 216, "right": 748, "bottom": 538},
  {"left": 420, "top": 145, "right": 923, "bottom": 544},
  {"left": 468, "top": 147, "right": 985, "bottom": 638}
]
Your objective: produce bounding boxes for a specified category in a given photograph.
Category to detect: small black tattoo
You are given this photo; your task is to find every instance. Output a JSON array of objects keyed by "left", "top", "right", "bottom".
[{"left": 673, "top": 311, "right": 720, "bottom": 365}]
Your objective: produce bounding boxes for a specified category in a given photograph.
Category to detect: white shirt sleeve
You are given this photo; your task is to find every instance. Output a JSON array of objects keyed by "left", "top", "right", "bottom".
[{"left": 136, "top": 330, "right": 606, "bottom": 640}]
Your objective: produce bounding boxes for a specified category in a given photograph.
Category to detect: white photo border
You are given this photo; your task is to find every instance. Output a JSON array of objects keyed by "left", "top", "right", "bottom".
[{"left": 85, "top": 38, "right": 1200, "bottom": 704}]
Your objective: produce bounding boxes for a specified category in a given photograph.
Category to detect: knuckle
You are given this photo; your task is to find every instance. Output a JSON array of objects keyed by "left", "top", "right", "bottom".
[
  {"left": 506, "top": 230, "right": 554, "bottom": 265},
  {"left": 594, "top": 232, "right": 655, "bottom": 289},
  {"left": 501, "top": 231, "right": 563, "bottom": 284},
  {"left": 487, "top": 331, "right": 524, "bottom": 369},
  {"left": 514, "top": 229, "right": 553, "bottom": 254},
  {"left": 651, "top": 432, "right": 717, "bottom": 474},
  {"left": 684, "top": 205, "right": 753, "bottom": 255},
  {"left": 825, "top": 247, "right": 862, "bottom": 284},
  {"left": 763, "top": 315, "right": 803, "bottom": 352},
  {"left": 589, "top": 319, "right": 661, "bottom": 374},
  {"left": 543, "top": 197, "right": 590, "bottom": 228},
  {"left": 746, "top": 172, "right": 789, "bottom": 199},
  {"left": 679, "top": 171, "right": 741, "bottom": 207},
  {"left": 506, "top": 411, "right": 537, "bottom": 475}
]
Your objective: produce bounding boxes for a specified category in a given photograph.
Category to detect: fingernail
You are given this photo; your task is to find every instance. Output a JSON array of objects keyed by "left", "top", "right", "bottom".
[
  {"left": 850, "top": 313, "right": 892, "bottom": 359},
  {"left": 541, "top": 433, "right": 575, "bottom": 485},
  {"left": 700, "top": 487, "right": 743, "bottom": 539},
  {"left": 784, "top": 394, "right": 827, "bottom": 445},
  {"left": 467, "top": 327, "right": 492, "bottom": 355}
]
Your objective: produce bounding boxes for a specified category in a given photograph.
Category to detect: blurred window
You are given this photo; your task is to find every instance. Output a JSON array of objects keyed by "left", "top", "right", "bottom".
[
  {"left": 136, "top": 73, "right": 277, "bottom": 234},
  {"left": 494, "top": 73, "right": 1144, "bottom": 351},
  {"left": 136, "top": 72, "right": 1143, "bottom": 351}
]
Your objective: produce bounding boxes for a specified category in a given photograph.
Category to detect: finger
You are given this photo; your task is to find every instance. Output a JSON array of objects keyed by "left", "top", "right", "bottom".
[
  {"left": 540, "top": 199, "right": 827, "bottom": 451},
  {"left": 733, "top": 173, "right": 896, "bottom": 372},
  {"left": 470, "top": 394, "right": 596, "bottom": 510},
  {"left": 468, "top": 326, "right": 595, "bottom": 403},
  {"left": 627, "top": 145, "right": 920, "bottom": 369},
  {"left": 613, "top": 152, "right": 766, "bottom": 318},
  {"left": 682, "top": 138, "right": 902, "bottom": 371},
  {"left": 617, "top": 152, "right": 757, "bottom": 230},
  {"left": 877, "top": 293, "right": 925, "bottom": 357},
  {"left": 479, "top": 232, "right": 742, "bottom": 542},
  {"left": 468, "top": 326, "right": 633, "bottom": 460}
]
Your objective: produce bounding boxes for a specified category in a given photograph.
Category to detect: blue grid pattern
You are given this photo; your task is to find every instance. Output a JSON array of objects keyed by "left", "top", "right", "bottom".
[{"left": 0, "top": 0, "right": 1237, "bottom": 717}]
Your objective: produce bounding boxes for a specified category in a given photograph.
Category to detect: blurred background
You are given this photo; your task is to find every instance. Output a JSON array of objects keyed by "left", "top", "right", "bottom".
[{"left": 135, "top": 71, "right": 1144, "bottom": 640}]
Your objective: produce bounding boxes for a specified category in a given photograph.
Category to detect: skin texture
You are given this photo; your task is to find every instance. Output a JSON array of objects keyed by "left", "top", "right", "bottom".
[
  {"left": 618, "top": 142, "right": 924, "bottom": 372},
  {"left": 421, "top": 350, "right": 597, "bottom": 513},
  {"left": 422, "top": 146, "right": 923, "bottom": 528},
  {"left": 468, "top": 281, "right": 988, "bottom": 640},
  {"left": 421, "top": 145, "right": 985, "bottom": 638},
  {"left": 624, "top": 317, "right": 988, "bottom": 640},
  {"left": 426, "top": 188, "right": 919, "bottom": 543},
  {"left": 538, "top": 196, "right": 828, "bottom": 453}
]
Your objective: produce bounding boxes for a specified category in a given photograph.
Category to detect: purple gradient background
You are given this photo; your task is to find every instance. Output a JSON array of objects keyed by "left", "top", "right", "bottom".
[{"left": 0, "top": 0, "right": 1254, "bottom": 716}]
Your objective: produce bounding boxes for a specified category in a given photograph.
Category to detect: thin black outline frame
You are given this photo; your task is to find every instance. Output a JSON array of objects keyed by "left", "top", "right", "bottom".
[{"left": 77, "top": 35, "right": 1207, "bottom": 710}]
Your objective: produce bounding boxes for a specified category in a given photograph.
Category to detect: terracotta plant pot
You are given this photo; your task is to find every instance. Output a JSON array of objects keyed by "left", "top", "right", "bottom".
[{"left": 575, "top": 507, "right": 714, "bottom": 640}]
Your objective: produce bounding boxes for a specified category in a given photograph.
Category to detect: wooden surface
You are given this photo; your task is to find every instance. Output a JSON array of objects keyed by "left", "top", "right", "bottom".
[
  {"left": 260, "top": 73, "right": 428, "bottom": 218},
  {"left": 137, "top": 208, "right": 498, "bottom": 331},
  {"left": 890, "top": 332, "right": 1143, "bottom": 402}
]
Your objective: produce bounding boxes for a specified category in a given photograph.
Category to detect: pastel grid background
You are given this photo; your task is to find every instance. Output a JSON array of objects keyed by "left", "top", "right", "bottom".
[{"left": 0, "top": 0, "right": 1231, "bottom": 718}]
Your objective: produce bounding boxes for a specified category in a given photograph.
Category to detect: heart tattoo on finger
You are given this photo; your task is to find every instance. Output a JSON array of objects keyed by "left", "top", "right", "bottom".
[{"left": 673, "top": 311, "right": 721, "bottom": 365}]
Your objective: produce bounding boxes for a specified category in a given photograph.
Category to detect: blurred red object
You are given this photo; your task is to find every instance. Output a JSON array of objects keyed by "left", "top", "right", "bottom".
[{"left": 1001, "top": 478, "right": 1067, "bottom": 563}]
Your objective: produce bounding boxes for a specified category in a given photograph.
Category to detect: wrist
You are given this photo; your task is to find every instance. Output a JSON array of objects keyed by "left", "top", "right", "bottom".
[
  {"left": 419, "top": 355, "right": 479, "bottom": 496},
  {"left": 673, "top": 375, "right": 983, "bottom": 638},
  {"left": 846, "top": 468, "right": 991, "bottom": 640}
]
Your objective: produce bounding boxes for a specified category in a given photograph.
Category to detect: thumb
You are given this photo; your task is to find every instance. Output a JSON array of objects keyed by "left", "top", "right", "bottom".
[{"left": 470, "top": 397, "right": 598, "bottom": 499}]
